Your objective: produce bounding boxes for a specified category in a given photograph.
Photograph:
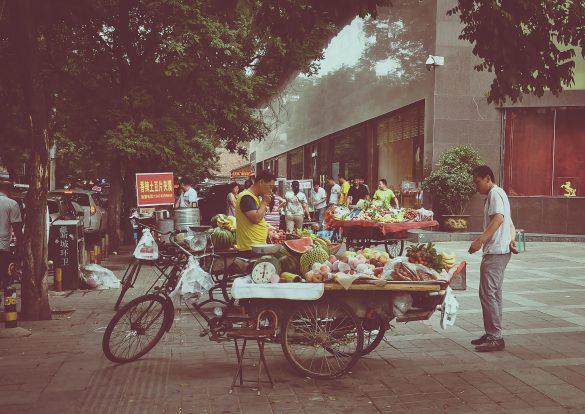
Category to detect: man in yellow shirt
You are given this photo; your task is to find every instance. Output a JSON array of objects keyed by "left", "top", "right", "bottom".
[
  {"left": 338, "top": 175, "right": 350, "bottom": 206},
  {"left": 235, "top": 171, "right": 276, "bottom": 251},
  {"left": 373, "top": 179, "right": 399, "bottom": 209}
]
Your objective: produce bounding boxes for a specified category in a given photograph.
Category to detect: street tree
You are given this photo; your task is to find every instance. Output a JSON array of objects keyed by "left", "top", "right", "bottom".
[
  {"left": 0, "top": 0, "right": 387, "bottom": 319},
  {"left": 449, "top": 0, "right": 585, "bottom": 103}
]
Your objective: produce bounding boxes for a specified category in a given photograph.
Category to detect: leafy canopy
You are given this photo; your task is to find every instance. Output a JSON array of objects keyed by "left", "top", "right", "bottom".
[{"left": 449, "top": 0, "right": 585, "bottom": 104}]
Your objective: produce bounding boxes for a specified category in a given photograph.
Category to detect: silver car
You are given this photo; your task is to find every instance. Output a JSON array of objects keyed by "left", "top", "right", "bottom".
[{"left": 50, "top": 189, "right": 108, "bottom": 235}]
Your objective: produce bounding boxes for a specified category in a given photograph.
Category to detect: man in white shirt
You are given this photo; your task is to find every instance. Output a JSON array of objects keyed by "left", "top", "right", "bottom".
[
  {"left": 282, "top": 181, "right": 310, "bottom": 233},
  {"left": 468, "top": 165, "right": 518, "bottom": 353},
  {"left": 311, "top": 181, "right": 327, "bottom": 230},
  {"left": 0, "top": 181, "right": 22, "bottom": 288},
  {"left": 327, "top": 176, "right": 341, "bottom": 206},
  {"left": 175, "top": 177, "right": 198, "bottom": 208}
]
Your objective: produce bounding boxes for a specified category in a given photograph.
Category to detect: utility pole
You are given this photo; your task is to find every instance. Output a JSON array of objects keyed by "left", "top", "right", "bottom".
[{"left": 49, "top": 142, "right": 56, "bottom": 191}]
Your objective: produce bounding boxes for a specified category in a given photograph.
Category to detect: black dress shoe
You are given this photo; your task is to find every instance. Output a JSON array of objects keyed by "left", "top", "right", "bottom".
[
  {"left": 471, "top": 334, "right": 489, "bottom": 345},
  {"left": 475, "top": 338, "right": 505, "bottom": 352}
]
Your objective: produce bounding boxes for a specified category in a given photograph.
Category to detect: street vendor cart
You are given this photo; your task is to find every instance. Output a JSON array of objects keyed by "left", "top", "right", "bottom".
[
  {"left": 329, "top": 217, "right": 439, "bottom": 257},
  {"left": 231, "top": 276, "right": 455, "bottom": 379}
]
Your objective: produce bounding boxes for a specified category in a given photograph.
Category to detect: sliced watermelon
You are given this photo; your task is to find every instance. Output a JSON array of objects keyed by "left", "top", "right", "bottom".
[{"left": 284, "top": 237, "right": 314, "bottom": 255}]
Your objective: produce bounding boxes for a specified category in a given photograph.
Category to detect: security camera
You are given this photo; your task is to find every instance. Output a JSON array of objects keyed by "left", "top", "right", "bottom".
[{"left": 426, "top": 55, "right": 444, "bottom": 71}]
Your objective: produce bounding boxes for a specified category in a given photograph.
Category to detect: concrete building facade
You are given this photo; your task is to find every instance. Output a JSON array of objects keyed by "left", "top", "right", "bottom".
[{"left": 249, "top": 0, "right": 585, "bottom": 234}]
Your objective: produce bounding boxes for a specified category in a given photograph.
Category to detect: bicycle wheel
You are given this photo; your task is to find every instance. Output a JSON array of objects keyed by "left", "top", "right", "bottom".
[
  {"left": 114, "top": 259, "right": 142, "bottom": 310},
  {"left": 361, "top": 313, "right": 386, "bottom": 356},
  {"left": 281, "top": 300, "right": 363, "bottom": 379},
  {"left": 103, "top": 294, "right": 171, "bottom": 363}
]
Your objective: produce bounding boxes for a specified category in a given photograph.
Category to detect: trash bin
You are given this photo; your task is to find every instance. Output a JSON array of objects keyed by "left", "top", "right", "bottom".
[{"left": 49, "top": 219, "right": 85, "bottom": 290}]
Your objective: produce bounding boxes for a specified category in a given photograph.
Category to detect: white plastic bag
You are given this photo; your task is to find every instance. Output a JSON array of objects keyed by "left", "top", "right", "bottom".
[
  {"left": 392, "top": 293, "right": 413, "bottom": 316},
  {"left": 440, "top": 287, "right": 459, "bottom": 329},
  {"left": 81, "top": 264, "right": 121, "bottom": 290},
  {"left": 169, "top": 256, "right": 214, "bottom": 302},
  {"left": 133, "top": 228, "right": 159, "bottom": 260}
]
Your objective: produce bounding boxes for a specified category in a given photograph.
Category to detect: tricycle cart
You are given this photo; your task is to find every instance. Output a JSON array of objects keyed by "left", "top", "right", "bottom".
[
  {"left": 232, "top": 277, "right": 452, "bottom": 379},
  {"left": 329, "top": 219, "right": 439, "bottom": 257}
]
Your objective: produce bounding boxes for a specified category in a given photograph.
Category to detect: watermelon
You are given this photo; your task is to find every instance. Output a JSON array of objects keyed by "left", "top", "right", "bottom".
[
  {"left": 279, "top": 254, "right": 300, "bottom": 274},
  {"left": 209, "top": 227, "right": 235, "bottom": 249},
  {"left": 284, "top": 237, "right": 313, "bottom": 255}
]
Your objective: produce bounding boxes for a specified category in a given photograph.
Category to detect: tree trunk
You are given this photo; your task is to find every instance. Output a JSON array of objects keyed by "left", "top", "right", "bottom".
[
  {"left": 122, "top": 166, "right": 137, "bottom": 244},
  {"left": 15, "top": 0, "right": 52, "bottom": 320},
  {"left": 107, "top": 155, "right": 124, "bottom": 253}
]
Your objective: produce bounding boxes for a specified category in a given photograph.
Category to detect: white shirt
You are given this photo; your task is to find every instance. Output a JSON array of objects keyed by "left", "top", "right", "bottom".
[
  {"left": 284, "top": 191, "right": 307, "bottom": 216},
  {"left": 0, "top": 192, "right": 22, "bottom": 251},
  {"left": 311, "top": 187, "right": 327, "bottom": 209},
  {"left": 329, "top": 184, "right": 341, "bottom": 204},
  {"left": 483, "top": 185, "right": 513, "bottom": 255},
  {"left": 178, "top": 187, "right": 198, "bottom": 208}
]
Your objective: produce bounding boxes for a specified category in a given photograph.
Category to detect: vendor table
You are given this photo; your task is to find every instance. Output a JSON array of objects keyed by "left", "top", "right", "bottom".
[{"left": 329, "top": 219, "right": 439, "bottom": 257}]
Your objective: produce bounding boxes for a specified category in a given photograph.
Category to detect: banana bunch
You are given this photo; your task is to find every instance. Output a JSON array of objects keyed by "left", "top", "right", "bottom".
[
  {"left": 439, "top": 252, "right": 456, "bottom": 269},
  {"left": 217, "top": 215, "right": 237, "bottom": 232},
  {"left": 313, "top": 237, "right": 331, "bottom": 249}
]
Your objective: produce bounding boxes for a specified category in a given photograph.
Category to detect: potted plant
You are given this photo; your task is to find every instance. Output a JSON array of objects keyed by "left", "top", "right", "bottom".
[{"left": 422, "top": 145, "right": 482, "bottom": 232}]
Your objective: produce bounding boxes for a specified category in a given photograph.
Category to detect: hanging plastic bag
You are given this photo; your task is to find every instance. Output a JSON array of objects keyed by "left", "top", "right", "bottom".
[
  {"left": 440, "top": 287, "right": 460, "bottom": 329},
  {"left": 133, "top": 228, "right": 159, "bottom": 260},
  {"left": 81, "top": 264, "right": 121, "bottom": 290},
  {"left": 169, "top": 256, "right": 214, "bottom": 303}
]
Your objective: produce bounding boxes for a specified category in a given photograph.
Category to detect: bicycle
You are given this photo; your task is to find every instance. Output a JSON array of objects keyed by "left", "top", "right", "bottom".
[
  {"left": 114, "top": 223, "right": 216, "bottom": 310},
  {"left": 102, "top": 230, "right": 254, "bottom": 363}
]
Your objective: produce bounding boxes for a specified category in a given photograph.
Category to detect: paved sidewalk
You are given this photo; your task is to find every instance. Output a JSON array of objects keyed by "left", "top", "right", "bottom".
[{"left": 1, "top": 242, "right": 585, "bottom": 413}]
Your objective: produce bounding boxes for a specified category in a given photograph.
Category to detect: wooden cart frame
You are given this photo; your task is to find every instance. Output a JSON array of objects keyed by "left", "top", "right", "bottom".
[{"left": 241, "top": 280, "right": 448, "bottom": 379}]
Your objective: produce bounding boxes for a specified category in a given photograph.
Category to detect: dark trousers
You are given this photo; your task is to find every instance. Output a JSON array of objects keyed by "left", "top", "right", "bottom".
[{"left": 0, "top": 249, "right": 12, "bottom": 289}]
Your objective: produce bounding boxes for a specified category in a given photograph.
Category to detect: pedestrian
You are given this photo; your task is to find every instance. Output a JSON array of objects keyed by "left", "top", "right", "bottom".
[
  {"left": 373, "top": 179, "right": 399, "bottom": 209},
  {"left": 235, "top": 171, "right": 276, "bottom": 252},
  {"left": 175, "top": 177, "right": 198, "bottom": 208},
  {"left": 282, "top": 181, "right": 310, "bottom": 233},
  {"left": 226, "top": 182, "right": 239, "bottom": 217},
  {"left": 310, "top": 180, "right": 327, "bottom": 230},
  {"left": 264, "top": 186, "right": 283, "bottom": 229},
  {"left": 468, "top": 165, "right": 518, "bottom": 352},
  {"left": 0, "top": 181, "right": 23, "bottom": 289},
  {"left": 338, "top": 175, "right": 350, "bottom": 206},
  {"left": 347, "top": 177, "right": 370, "bottom": 206},
  {"left": 327, "top": 177, "right": 341, "bottom": 206}
]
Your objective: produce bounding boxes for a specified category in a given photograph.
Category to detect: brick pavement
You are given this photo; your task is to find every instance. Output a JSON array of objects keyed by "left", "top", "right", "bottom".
[{"left": 1, "top": 242, "right": 585, "bottom": 413}]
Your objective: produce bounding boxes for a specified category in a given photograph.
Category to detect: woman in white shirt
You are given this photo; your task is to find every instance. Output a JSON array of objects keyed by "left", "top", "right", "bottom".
[{"left": 282, "top": 181, "right": 310, "bottom": 233}]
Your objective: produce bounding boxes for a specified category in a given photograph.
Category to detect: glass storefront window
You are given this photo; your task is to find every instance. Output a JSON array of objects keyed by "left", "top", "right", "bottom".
[
  {"left": 288, "top": 149, "right": 304, "bottom": 179},
  {"left": 504, "top": 108, "right": 585, "bottom": 197},
  {"left": 332, "top": 126, "right": 367, "bottom": 180}
]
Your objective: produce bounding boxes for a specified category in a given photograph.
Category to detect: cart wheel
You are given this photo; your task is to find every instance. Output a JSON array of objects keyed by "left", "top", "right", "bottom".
[
  {"left": 361, "top": 313, "right": 387, "bottom": 356},
  {"left": 281, "top": 300, "right": 364, "bottom": 379},
  {"left": 103, "top": 294, "right": 172, "bottom": 363},
  {"left": 385, "top": 240, "right": 405, "bottom": 258}
]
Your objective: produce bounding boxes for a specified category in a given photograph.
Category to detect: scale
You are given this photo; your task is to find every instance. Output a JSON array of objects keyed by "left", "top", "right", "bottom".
[{"left": 251, "top": 256, "right": 281, "bottom": 284}]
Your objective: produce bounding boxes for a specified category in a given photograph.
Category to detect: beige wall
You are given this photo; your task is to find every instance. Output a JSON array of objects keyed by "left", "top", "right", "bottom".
[{"left": 213, "top": 149, "right": 249, "bottom": 178}]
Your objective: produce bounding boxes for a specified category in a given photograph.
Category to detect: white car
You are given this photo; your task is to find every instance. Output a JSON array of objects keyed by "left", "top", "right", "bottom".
[{"left": 50, "top": 189, "right": 108, "bottom": 235}]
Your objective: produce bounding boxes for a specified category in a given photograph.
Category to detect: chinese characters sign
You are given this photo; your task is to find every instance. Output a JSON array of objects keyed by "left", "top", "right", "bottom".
[
  {"left": 136, "top": 173, "right": 175, "bottom": 206},
  {"left": 51, "top": 225, "right": 76, "bottom": 268}
]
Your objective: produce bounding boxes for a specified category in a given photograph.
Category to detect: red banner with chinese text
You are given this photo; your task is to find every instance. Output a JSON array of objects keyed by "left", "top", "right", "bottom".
[{"left": 136, "top": 172, "right": 175, "bottom": 206}]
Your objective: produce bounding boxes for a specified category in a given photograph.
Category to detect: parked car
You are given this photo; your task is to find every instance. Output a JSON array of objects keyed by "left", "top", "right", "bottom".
[
  {"left": 10, "top": 192, "right": 84, "bottom": 224},
  {"left": 50, "top": 189, "right": 108, "bottom": 235}
]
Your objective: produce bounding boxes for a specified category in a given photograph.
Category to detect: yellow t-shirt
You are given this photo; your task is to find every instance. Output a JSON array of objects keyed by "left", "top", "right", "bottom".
[
  {"left": 235, "top": 189, "right": 268, "bottom": 251},
  {"left": 339, "top": 181, "right": 350, "bottom": 206}
]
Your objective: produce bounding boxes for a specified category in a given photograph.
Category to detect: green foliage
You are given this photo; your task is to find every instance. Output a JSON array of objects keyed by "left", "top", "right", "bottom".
[
  {"left": 421, "top": 145, "right": 482, "bottom": 215},
  {"left": 449, "top": 0, "right": 585, "bottom": 104}
]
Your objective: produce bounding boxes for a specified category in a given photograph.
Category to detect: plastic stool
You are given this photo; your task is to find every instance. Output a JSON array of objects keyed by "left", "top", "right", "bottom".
[{"left": 516, "top": 229, "right": 526, "bottom": 252}]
